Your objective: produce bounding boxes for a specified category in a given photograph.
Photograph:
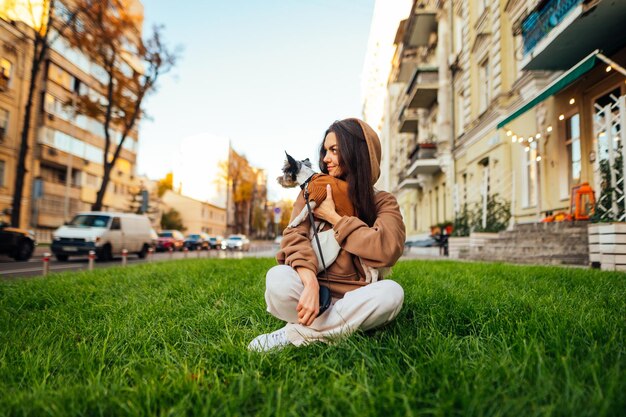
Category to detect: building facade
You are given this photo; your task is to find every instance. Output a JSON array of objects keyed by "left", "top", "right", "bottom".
[
  {"left": 377, "top": 0, "right": 626, "bottom": 239},
  {"left": 162, "top": 190, "right": 226, "bottom": 236},
  {"left": 0, "top": 0, "right": 144, "bottom": 241}
]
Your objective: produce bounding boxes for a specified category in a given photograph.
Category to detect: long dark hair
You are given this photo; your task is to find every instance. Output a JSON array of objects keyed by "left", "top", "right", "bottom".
[{"left": 319, "top": 119, "right": 377, "bottom": 227}]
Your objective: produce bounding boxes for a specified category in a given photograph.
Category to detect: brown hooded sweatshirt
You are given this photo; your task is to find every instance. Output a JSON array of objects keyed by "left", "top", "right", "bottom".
[{"left": 276, "top": 118, "right": 406, "bottom": 298}]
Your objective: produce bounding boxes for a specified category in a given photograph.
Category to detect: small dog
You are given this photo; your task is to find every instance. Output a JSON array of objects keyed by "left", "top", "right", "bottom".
[
  {"left": 277, "top": 152, "right": 387, "bottom": 282},
  {"left": 277, "top": 152, "right": 354, "bottom": 228}
]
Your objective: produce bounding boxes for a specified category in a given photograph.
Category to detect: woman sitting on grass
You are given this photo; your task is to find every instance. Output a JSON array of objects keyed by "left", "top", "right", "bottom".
[{"left": 248, "top": 118, "right": 406, "bottom": 351}]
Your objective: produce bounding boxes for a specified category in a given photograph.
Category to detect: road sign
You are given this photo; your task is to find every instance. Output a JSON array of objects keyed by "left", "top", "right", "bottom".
[{"left": 273, "top": 207, "right": 281, "bottom": 224}]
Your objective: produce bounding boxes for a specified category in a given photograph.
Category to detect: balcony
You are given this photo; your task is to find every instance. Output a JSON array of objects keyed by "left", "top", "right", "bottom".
[
  {"left": 398, "top": 106, "right": 418, "bottom": 134},
  {"left": 397, "top": 172, "right": 420, "bottom": 190},
  {"left": 406, "top": 142, "right": 440, "bottom": 176},
  {"left": 403, "top": 9, "right": 437, "bottom": 48},
  {"left": 406, "top": 67, "right": 438, "bottom": 109},
  {"left": 521, "top": 0, "right": 626, "bottom": 70}
]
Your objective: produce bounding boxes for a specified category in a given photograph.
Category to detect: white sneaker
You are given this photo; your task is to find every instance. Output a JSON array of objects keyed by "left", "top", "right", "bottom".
[{"left": 248, "top": 328, "right": 291, "bottom": 352}]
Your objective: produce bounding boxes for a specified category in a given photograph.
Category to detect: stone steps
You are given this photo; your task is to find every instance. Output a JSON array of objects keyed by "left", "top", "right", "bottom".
[{"left": 466, "top": 222, "right": 590, "bottom": 266}]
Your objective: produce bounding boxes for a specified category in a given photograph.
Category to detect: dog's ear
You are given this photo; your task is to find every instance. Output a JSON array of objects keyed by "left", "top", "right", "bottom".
[{"left": 285, "top": 152, "right": 298, "bottom": 167}]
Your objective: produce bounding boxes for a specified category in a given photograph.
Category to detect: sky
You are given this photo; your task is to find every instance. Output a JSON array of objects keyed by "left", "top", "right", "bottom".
[{"left": 137, "top": 0, "right": 375, "bottom": 204}]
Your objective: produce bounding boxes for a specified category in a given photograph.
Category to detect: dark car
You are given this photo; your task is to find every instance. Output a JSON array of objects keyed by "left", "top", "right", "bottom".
[
  {"left": 156, "top": 230, "right": 184, "bottom": 252},
  {"left": 184, "top": 233, "right": 210, "bottom": 250},
  {"left": 0, "top": 221, "right": 36, "bottom": 261},
  {"left": 207, "top": 235, "right": 224, "bottom": 250}
]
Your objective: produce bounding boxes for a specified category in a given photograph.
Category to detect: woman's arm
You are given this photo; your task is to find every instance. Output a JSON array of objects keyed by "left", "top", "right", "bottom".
[
  {"left": 275, "top": 191, "right": 319, "bottom": 273},
  {"left": 331, "top": 192, "right": 406, "bottom": 268},
  {"left": 275, "top": 191, "right": 321, "bottom": 326}
]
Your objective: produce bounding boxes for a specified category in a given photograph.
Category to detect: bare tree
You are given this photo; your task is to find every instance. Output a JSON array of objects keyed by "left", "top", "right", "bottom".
[{"left": 67, "top": 0, "right": 178, "bottom": 211}]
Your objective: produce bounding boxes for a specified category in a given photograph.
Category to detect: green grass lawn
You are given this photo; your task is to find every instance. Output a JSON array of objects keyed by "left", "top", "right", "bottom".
[{"left": 1, "top": 259, "right": 624, "bottom": 417}]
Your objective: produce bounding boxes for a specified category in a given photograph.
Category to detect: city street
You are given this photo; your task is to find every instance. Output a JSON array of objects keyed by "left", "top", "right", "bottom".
[{"left": 0, "top": 242, "right": 278, "bottom": 279}]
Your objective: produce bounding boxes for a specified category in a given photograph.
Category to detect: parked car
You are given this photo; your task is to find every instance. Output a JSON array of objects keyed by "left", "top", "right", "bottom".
[
  {"left": 404, "top": 237, "right": 438, "bottom": 248},
  {"left": 222, "top": 234, "right": 250, "bottom": 251},
  {"left": 207, "top": 235, "right": 224, "bottom": 250},
  {"left": 184, "top": 232, "right": 210, "bottom": 250},
  {"left": 156, "top": 230, "right": 185, "bottom": 252},
  {"left": 51, "top": 212, "right": 152, "bottom": 261},
  {"left": 0, "top": 221, "right": 36, "bottom": 261},
  {"left": 149, "top": 228, "right": 159, "bottom": 249}
]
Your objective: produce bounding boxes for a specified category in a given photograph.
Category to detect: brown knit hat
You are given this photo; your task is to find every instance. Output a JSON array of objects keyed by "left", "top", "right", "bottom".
[{"left": 350, "top": 118, "right": 381, "bottom": 184}]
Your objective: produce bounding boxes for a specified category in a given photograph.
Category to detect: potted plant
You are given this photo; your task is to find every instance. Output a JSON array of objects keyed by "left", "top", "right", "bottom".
[
  {"left": 449, "top": 206, "right": 470, "bottom": 259},
  {"left": 588, "top": 154, "right": 626, "bottom": 271}
]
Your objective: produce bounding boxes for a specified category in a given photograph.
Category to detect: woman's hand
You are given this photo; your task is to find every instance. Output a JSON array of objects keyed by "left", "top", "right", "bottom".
[
  {"left": 314, "top": 185, "right": 342, "bottom": 225},
  {"left": 296, "top": 267, "right": 320, "bottom": 326}
]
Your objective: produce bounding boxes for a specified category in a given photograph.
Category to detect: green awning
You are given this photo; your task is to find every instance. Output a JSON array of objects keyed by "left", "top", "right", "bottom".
[{"left": 497, "top": 50, "right": 599, "bottom": 129}]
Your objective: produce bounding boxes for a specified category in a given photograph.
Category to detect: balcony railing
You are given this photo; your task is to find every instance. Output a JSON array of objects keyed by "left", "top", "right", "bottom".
[
  {"left": 521, "top": 0, "right": 583, "bottom": 55},
  {"left": 398, "top": 106, "right": 419, "bottom": 134},
  {"left": 408, "top": 142, "right": 437, "bottom": 165},
  {"left": 406, "top": 67, "right": 438, "bottom": 109}
]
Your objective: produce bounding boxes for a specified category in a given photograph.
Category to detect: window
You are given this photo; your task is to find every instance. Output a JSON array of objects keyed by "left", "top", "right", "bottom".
[
  {"left": 523, "top": 141, "right": 538, "bottom": 207},
  {"left": 0, "top": 160, "right": 5, "bottom": 187},
  {"left": 0, "top": 58, "right": 12, "bottom": 89},
  {"left": 478, "top": 58, "right": 491, "bottom": 114},
  {"left": 40, "top": 164, "right": 66, "bottom": 185},
  {"left": 110, "top": 217, "right": 121, "bottom": 230},
  {"left": 565, "top": 113, "right": 581, "bottom": 187},
  {"left": 435, "top": 186, "right": 440, "bottom": 224},
  {"left": 476, "top": 0, "right": 488, "bottom": 19},
  {"left": 0, "top": 108, "right": 8, "bottom": 140},
  {"left": 85, "top": 173, "right": 99, "bottom": 187},
  {"left": 455, "top": 92, "right": 465, "bottom": 137},
  {"left": 48, "top": 63, "right": 74, "bottom": 90}
]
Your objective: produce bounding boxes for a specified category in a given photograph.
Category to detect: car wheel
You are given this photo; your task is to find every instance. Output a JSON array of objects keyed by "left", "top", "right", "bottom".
[
  {"left": 55, "top": 254, "right": 69, "bottom": 262},
  {"left": 98, "top": 244, "right": 112, "bottom": 261},
  {"left": 13, "top": 240, "right": 34, "bottom": 261},
  {"left": 137, "top": 244, "right": 149, "bottom": 259}
]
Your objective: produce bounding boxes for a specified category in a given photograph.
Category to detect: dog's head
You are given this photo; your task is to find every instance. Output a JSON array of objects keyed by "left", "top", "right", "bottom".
[{"left": 277, "top": 152, "right": 313, "bottom": 188}]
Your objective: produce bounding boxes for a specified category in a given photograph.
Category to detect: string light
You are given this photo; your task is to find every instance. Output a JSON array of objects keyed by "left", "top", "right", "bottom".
[
  {"left": 606, "top": 65, "right": 612, "bottom": 72},
  {"left": 569, "top": 98, "right": 575, "bottom": 105},
  {"left": 559, "top": 114, "right": 565, "bottom": 120},
  {"left": 501, "top": 121, "right": 555, "bottom": 165}
]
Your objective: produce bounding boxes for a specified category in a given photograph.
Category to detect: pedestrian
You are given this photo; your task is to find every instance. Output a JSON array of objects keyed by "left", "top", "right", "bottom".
[{"left": 248, "top": 118, "right": 406, "bottom": 351}]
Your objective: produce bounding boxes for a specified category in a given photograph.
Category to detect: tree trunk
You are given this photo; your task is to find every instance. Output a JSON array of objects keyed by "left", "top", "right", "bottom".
[
  {"left": 92, "top": 162, "right": 112, "bottom": 211},
  {"left": 11, "top": 40, "right": 43, "bottom": 227}
]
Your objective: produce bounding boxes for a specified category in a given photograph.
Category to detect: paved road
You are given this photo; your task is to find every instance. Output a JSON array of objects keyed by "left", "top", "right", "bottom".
[
  {"left": 1, "top": 244, "right": 447, "bottom": 279},
  {"left": 0, "top": 244, "right": 278, "bottom": 279}
]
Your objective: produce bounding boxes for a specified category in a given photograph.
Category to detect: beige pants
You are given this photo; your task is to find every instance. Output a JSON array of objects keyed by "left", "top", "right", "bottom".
[{"left": 265, "top": 265, "right": 404, "bottom": 346}]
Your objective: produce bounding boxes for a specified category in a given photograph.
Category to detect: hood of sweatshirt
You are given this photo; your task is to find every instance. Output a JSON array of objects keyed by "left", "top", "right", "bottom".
[{"left": 347, "top": 118, "right": 382, "bottom": 184}]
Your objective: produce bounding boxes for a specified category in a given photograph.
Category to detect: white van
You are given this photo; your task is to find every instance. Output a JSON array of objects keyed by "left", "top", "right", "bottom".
[{"left": 51, "top": 212, "right": 153, "bottom": 261}]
